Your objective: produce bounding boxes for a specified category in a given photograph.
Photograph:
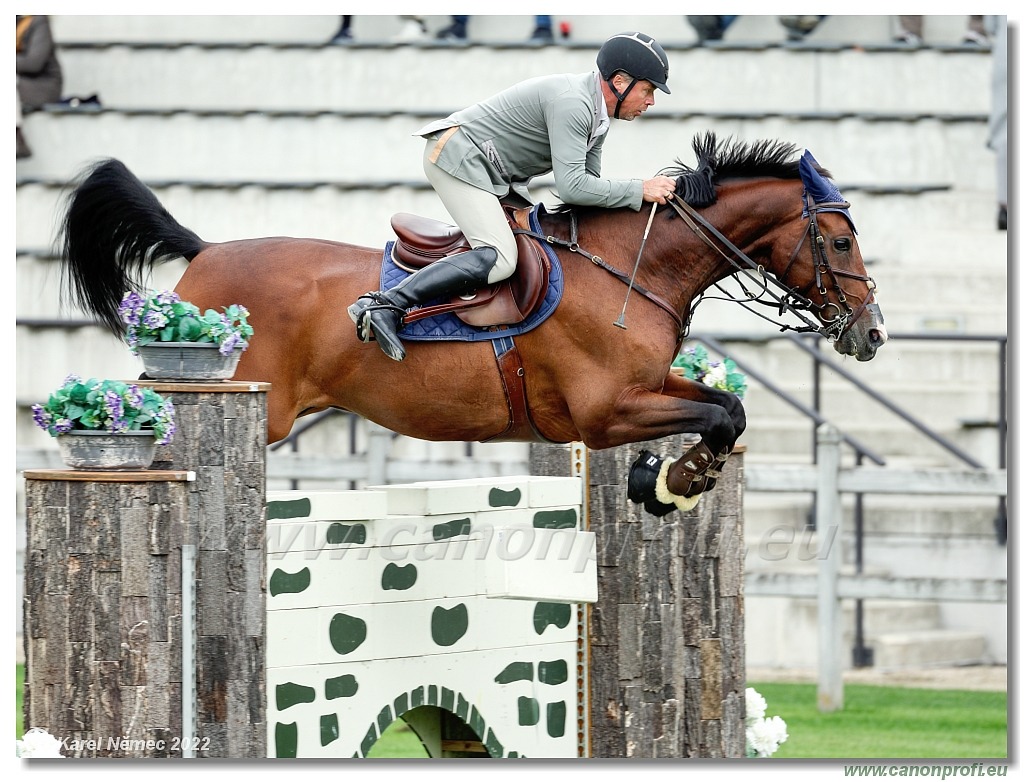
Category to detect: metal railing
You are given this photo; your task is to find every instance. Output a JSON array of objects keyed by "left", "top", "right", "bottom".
[{"left": 689, "top": 329, "right": 1007, "bottom": 669}]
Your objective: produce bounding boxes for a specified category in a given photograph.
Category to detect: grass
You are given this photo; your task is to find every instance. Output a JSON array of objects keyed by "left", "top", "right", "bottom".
[
  {"left": 748, "top": 681, "right": 1007, "bottom": 759},
  {"left": 365, "top": 719, "right": 429, "bottom": 759},
  {"left": 16, "top": 665, "right": 24, "bottom": 738},
  {"left": 16, "top": 666, "right": 1006, "bottom": 759}
]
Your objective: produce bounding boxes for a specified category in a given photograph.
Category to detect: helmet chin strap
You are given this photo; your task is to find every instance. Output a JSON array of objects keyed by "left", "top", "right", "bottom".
[{"left": 606, "top": 75, "right": 638, "bottom": 119}]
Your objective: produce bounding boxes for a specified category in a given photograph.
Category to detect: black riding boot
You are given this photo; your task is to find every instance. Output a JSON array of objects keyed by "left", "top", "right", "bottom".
[{"left": 348, "top": 245, "right": 499, "bottom": 361}]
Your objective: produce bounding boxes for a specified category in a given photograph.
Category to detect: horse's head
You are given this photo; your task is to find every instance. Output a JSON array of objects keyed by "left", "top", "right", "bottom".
[
  {"left": 668, "top": 135, "right": 886, "bottom": 361},
  {"left": 772, "top": 150, "right": 887, "bottom": 361}
]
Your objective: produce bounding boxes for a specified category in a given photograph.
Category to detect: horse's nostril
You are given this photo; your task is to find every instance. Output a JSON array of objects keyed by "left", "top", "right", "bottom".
[{"left": 869, "top": 328, "right": 886, "bottom": 346}]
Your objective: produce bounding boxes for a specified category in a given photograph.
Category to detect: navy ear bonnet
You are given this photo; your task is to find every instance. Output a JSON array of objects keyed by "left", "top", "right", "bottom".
[{"left": 800, "top": 150, "right": 856, "bottom": 233}]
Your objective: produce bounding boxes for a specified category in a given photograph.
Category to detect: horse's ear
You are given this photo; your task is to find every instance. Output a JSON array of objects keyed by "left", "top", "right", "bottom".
[{"left": 800, "top": 150, "right": 857, "bottom": 233}]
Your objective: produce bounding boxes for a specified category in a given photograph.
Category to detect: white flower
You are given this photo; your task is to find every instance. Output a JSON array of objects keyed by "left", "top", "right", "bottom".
[
  {"left": 746, "top": 715, "right": 789, "bottom": 758},
  {"left": 16, "top": 728, "right": 64, "bottom": 758},
  {"left": 703, "top": 362, "right": 727, "bottom": 390},
  {"left": 745, "top": 687, "right": 767, "bottom": 722}
]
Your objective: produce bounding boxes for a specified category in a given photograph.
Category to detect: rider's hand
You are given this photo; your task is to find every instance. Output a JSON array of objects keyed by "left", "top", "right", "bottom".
[{"left": 642, "top": 175, "right": 677, "bottom": 205}]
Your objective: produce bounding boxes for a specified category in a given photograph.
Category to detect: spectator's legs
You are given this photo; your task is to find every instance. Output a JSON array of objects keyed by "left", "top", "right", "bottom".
[
  {"left": 395, "top": 15, "right": 428, "bottom": 42},
  {"left": 895, "top": 16, "right": 923, "bottom": 44},
  {"left": 436, "top": 16, "right": 469, "bottom": 41},
  {"left": 329, "top": 16, "right": 353, "bottom": 44},
  {"left": 963, "top": 15, "right": 989, "bottom": 45},
  {"left": 530, "top": 15, "right": 554, "bottom": 43},
  {"left": 16, "top": 89, "right": 30, "bottom": 159}
]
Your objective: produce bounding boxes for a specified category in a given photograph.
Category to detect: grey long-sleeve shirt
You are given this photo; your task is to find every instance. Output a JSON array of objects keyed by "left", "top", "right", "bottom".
[{"left": 416, "top": 71, "right": 644, "bottom": 210}]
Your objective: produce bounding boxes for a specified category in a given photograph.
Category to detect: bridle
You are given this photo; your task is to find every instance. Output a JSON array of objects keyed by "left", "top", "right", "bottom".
[{"left": 665, "top": 191, "right": 877, "bottom": 342}]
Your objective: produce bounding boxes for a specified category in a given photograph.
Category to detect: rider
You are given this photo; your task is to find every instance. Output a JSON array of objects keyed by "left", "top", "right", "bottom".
[{"left": 348, "top": 31, "right": 679, "bottom": 361}]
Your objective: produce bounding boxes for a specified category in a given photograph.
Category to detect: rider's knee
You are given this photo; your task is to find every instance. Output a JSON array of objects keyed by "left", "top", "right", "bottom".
[{"left": 486, "top": 245, "right": 518, "bottom": 284}]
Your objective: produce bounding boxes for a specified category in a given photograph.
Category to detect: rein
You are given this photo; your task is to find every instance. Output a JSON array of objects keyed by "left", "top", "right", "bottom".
[{"left": 665, "top": 193, "right": 876, "bottom": 341}]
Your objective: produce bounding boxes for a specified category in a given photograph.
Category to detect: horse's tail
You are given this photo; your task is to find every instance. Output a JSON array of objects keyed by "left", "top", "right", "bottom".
[{"left": 57, "top": 158, "right": 209, "bottom": 339}]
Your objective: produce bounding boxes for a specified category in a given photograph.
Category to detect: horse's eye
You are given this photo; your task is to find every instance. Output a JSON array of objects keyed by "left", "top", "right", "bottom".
[{"left": 833, "top": 238, "right": 852, "bottom": 252}]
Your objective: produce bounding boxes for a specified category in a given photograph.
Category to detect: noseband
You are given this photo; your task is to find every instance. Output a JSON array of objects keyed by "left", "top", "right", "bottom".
[{"left": 667, "top": 192, "right": 877, "bottom": 341}]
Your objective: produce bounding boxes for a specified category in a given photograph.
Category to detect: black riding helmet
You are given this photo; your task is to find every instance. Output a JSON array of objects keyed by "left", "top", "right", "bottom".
[{"left": 597, "top": 32, "right": 671, "bottom": 119}]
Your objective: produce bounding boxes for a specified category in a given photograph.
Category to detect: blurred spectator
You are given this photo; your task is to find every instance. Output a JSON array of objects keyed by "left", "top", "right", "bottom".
[
  {"left": 394, "top": 15, "right": 428, "bottom": 42},
  {"left": 17, "top": 88, "right": 30, "bottom": 159},
  {"left": 987, "top": 16, "right": 1007, "bottom": 230},
  {"left": 686, "top": 16, "right": 738, "bottom": 44},
  {"left": 530, "top": 16, "right": 553, "bottom": 43},
  {"left": 894, "top": 16, "right": 989, "bottom": 46},
  {"left": 16, "top": 15, "right": 63, "bottom": 160},
  {"left": 329, "top": 15, "right": 430, "bottom": 43},
  {"left": 436, "top": 15, "right": 469, "bottom": 42},
  {"left": 328, "top": 15, "right": 353, "bottom": 44},
  {"left": 778, "top": 15, "right": 827, "bottom": 41},
  {"left": 435, "top": 15, "right": 563, "bottom": 43}
]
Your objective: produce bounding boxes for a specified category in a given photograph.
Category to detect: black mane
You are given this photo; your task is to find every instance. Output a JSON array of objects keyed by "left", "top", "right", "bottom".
[
  {"left": 663, "top": 131, "right": 830, "bottom": 208},
  {"left": 548, "top": 131, "right": 830, "bottom": 216}
]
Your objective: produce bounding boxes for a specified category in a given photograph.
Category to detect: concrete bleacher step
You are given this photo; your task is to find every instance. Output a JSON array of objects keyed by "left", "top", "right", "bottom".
[
  {"left": 15, "top": 109, "right": 993, "bottom": 192},
  {"left": 741, "top": 488, "right": 1002, "bottom": 539},
  {"left": 869, "top": 629, "right": 989, "bottom": 670},
  {"left": 717, "top": 337, "right": 1004, "bottom": 385},
  {"left": 15, "top": 179, "right": 1001, "bottom": 253},
  {"left": 51, "top": 37, "right": 993, "bottom": 116},
  {"left": 743, "top": 584, "right": 993, "bottom": 670},
  {"left": 739, "top": 425, "right": 974, "bottom": 467}
]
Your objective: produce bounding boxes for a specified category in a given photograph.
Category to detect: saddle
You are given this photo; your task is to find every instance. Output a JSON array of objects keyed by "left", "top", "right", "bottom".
[{"left": 390, "top": 208, "right": 550, "bottom": 328}]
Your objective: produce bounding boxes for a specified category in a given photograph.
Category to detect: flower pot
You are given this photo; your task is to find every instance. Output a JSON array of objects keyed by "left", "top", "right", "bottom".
[
  {"left": 137, "top": 341, "right": 243, "bottom": 381},
  {"left": 57, "top": 430, "right": 158, "bottom": 470}
]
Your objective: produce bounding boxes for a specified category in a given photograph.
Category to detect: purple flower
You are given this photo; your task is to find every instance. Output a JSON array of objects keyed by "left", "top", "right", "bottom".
[
  {"left": 53, "top": 418, "right": 75, "bottom": 435},
  {"left": 31, "top": 404, "right": 51, "bottom": 430},
  {"left": 219, "top": 332, "right": 240, "bottom": 355},
  {"left": 103, "top": 389, "right": 127, "bottom": 432},
  {"left": 119, "top": 291, "right": 145, "bottom": 326},
  {"left": 154, "top": 399, "right": 176, "bottom": 445},
  {"left": 125, "top": 385, "right": 145, "bottom": 409},
  {"left": 143, "top": 309, "right": 169, "bottom": 330},
  {"left": 154, "top": 290, "right": 180, "bottom": 306}
]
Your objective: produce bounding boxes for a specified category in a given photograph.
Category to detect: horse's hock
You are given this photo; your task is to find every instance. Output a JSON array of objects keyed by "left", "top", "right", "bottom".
[{"left": 23, "top": 385, "right": 745, "bottom": 758}]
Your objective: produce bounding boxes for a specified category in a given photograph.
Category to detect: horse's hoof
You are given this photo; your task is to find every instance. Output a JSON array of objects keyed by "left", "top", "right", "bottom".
[
  {"left": 627, "top": 449, "right": 663, "bottom": 505},
  {"left": 644, "top": 497, "right": 679, "bottom": 517},
  {"left": 628, "top": 450, "right": 679, "bottom": 516}
]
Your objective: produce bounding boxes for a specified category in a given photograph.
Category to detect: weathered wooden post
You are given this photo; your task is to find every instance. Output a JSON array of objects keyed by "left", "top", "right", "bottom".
[
  {"left": 530, "top": 436, "right": 746, "bottom": 758},
  {"left": 22, "top": 381, "right": 269, "bottom": 758}
]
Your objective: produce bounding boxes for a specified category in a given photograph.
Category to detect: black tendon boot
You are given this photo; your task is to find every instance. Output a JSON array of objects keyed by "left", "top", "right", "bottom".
[{"left": 348, "top": 245, "right": 498, "bottom": 361}]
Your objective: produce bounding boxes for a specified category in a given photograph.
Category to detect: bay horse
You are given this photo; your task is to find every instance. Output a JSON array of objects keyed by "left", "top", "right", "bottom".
[{"left": 57, "top": 132, "right": 886, "bottom": 514}]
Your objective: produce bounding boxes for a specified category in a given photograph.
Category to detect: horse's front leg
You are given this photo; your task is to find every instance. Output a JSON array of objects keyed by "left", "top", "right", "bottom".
[
  {"left": 660, "top": 371, "right": 746, "bottom": 450},
  {"left": 612, "top": 374, "right": 746, "bottom": 517}
]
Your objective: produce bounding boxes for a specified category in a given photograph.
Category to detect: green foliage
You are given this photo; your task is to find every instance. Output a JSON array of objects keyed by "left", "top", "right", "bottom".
[
  {"left": 31, "top": 375, "right": 176, "bottom": 444},
  {"left": 672, "top": 343, "right": 747, "bottom": 398},
  {"left": 119, "top": 290, "right": 254, "bottom": 356}
]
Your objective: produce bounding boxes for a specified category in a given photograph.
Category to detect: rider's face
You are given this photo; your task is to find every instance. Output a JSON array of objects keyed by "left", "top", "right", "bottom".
[{"left": 614, "top": 77, "right": 657, "bottom": 121}]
